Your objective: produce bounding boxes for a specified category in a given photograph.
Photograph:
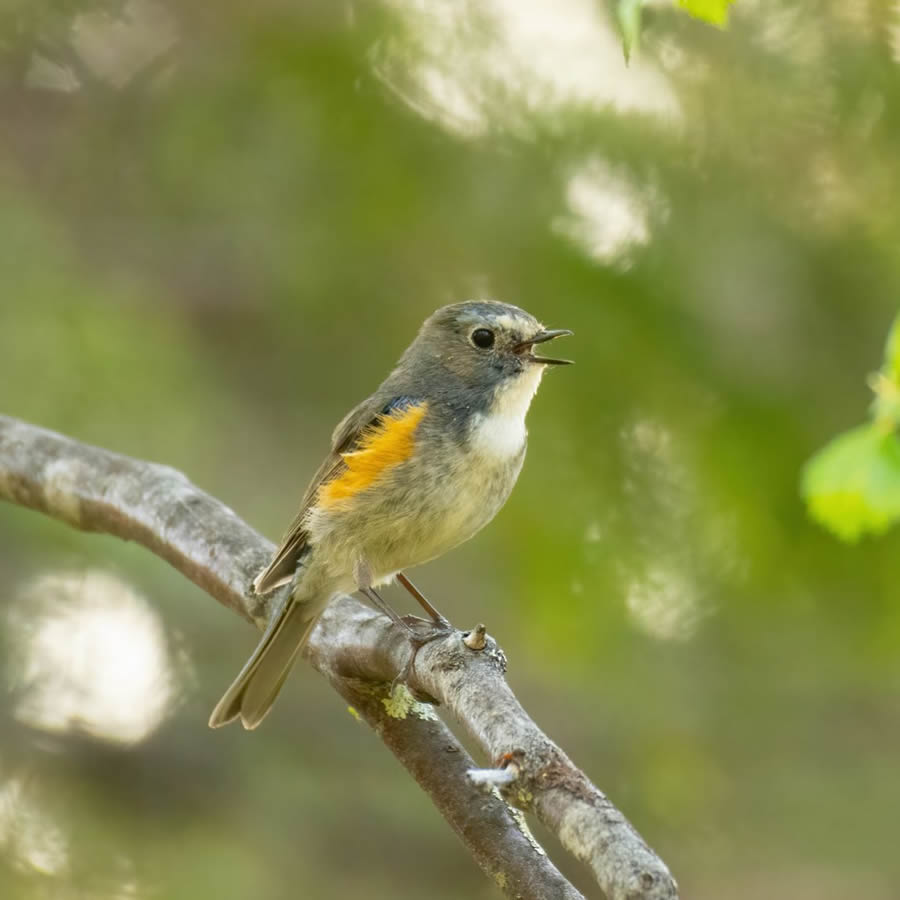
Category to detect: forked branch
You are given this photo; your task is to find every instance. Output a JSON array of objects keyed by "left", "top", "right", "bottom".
[{"left": 0, "top": 414, "right": 677, "bottom": 900}]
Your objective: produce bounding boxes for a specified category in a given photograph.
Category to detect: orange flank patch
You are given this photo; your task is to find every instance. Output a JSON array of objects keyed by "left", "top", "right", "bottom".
[{"left": 318, "top": 402, "right": 428, "bottom": 507}]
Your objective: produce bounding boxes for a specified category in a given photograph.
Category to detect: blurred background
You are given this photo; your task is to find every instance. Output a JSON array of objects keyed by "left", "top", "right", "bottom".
[{"left": 1, "top": 0, "right": 899, "bottom": 897}]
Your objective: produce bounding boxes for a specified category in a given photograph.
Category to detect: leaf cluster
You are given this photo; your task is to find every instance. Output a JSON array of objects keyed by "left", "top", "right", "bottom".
[{"left": 802, "top": 314, "right": 900, "bottom": 541}]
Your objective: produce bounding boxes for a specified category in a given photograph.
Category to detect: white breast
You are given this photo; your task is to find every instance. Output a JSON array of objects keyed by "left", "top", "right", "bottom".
[{"left": 470, "top": 365, "right": 545, "bottom": 459}]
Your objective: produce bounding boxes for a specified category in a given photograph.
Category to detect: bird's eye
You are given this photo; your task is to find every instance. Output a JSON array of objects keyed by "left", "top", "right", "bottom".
[{"left": 471, "top": 328, "right": 495, "bottom": 349}]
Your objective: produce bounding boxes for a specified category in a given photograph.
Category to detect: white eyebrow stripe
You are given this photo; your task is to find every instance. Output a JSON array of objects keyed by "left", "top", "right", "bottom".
[
  {"left": 461, "top": 311, "right": 542, "bottom": 334},
  {"left": 491, "top": 313, "right": 532, "bottom": 332}
]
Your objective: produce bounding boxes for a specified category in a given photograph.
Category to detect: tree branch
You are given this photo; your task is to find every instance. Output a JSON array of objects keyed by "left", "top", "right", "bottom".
[{"left": 0, "top": 414, "right": 677, "bottom": 900}]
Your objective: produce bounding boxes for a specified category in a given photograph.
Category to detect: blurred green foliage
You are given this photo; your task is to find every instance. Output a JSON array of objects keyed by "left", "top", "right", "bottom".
[
  {"left": 1, "top": 1, "right": 899, "bottom": 899},
  {"left": 678, "top": 0, "right": 734, "bottom": 26},
  {"left": 619, "top": 0, "right": 734, "bottom": 60},
  {"left": 803, "top": 314, "right": 900, "bottom": 541}
]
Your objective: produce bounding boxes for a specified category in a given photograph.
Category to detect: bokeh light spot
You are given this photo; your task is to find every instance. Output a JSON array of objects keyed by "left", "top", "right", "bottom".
[
  {"left": 8, "top": 570, "right": 177, "bottom": 746},
  {"left": 376, "top": 0, "right": 680, "bottom": 136},
  {"left": 0, "top": 775, "right": 69, "bottom": 877}
]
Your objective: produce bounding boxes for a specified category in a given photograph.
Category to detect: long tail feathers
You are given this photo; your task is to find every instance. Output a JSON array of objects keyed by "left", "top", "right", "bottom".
[{"left": 208, "top": 599, "right": 321, "bottom": 730}]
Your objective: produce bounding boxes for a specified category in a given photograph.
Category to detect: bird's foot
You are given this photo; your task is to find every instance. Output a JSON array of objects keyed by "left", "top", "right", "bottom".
[
  {"left": 390, "top": 616, "right": 456, "bottom": 696},
  {"left": 400, "top": 613, "right": 453, "bottom": 632}
]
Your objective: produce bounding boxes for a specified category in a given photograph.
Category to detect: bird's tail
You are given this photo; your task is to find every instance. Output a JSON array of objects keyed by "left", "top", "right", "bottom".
[{"left": 208, "top": 597, "right": 321, "bottom": 730}]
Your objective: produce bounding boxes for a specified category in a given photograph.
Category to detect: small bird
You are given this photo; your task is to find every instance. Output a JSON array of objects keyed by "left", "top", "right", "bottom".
[{"left": 209, "top": 300, "right": 572, "bottom": 729}]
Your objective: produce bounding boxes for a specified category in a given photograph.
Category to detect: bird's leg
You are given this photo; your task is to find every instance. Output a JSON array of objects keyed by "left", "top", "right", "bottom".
[
  {"left": 355, "top": 557, "right": 453, "bottom": 691},
  {"left": 354, "top": 557, "right": 416, "bottom": 634},
  {"left": 360, "top": 582, "right": 447, "bottom": 701},
  {"left": 391, "top": 576, "right": 454, "bottom": 688},
  {"left": 359, "top": 586, "right": 416, "bottom": 635},
  {"left": 396, "top": 572, "right": 451, "bottom": 628}
]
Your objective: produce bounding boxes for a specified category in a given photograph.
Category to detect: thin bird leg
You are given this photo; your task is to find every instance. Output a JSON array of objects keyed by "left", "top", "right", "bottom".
[
  {"left": 358, "top": 582, "right": 452, "bottom": 696},
  {"left": 355, "top": 557, "right": 414, "bottom": 633},
  {"left": 355, "top": 559, "right": 450, "bottom": 690},
  {"left": 359, "top": 586, "right": 416, "bottom": 635},
  {"left": 395, "top": 572, "right": 450, "bottom": 626}
]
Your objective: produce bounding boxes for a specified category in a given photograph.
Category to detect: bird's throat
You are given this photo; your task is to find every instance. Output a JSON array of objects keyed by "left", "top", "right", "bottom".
[{"left": 468, "top": 366, "right": 544, "bottom": 459}]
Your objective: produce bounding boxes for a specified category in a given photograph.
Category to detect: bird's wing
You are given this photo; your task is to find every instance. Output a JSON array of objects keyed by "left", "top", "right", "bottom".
[{"left": 252, "top": 395, "right": 424, "bottom": 595}]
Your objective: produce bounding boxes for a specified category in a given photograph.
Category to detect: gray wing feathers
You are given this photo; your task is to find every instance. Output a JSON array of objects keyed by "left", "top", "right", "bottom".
[
  {"left": 251, "top": 395, "right": 382, "bottom": 596},
  {"left": 214, "top": 389, "right": 413, "bottom": 728},
  {"left": 330, "top": 398, "right": 379, "bottom": 452}
]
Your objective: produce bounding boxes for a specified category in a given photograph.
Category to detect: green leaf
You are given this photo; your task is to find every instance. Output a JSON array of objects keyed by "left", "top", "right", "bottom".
[
  {"left": 677, "top": 0, "right": 735, "bottom": 26},
  {"left": 617, "top": 0, "right": 645, "bottom": 62},
  {"left": 883, "top": 312, "right": 900, "bottom": 384},
  {"left": 801, "top": 424, "right": 900, "bottom": 542},
  {"left": 869, "top": 312, "right": 900, "bottom": 429}
]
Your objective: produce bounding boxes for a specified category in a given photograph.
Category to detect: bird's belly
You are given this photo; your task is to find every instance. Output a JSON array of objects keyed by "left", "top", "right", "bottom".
[
  {"left": 406, "top": 457, "right": 518, "bottom": 562},
  {"left": 310, "top": 440, "right": 524, "bottom": 582}
]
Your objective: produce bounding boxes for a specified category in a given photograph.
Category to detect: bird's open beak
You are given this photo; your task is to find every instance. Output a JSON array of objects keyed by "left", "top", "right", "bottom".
[{"left": 515, "top": 328, "right": 574, "bottom": 366}]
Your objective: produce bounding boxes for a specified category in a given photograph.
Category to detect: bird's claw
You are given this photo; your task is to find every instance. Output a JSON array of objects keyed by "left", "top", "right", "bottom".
[
  {"left": 400, "top": 613, "right": 453, "bottom": 631},
  {"left": 390, "top": 616, "right": 455, "bottom": 698}
]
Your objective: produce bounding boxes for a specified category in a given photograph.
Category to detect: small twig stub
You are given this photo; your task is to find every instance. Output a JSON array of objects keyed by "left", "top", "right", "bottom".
[{"left": 463, "top": 623, "right": 487, "bottom": 650}]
